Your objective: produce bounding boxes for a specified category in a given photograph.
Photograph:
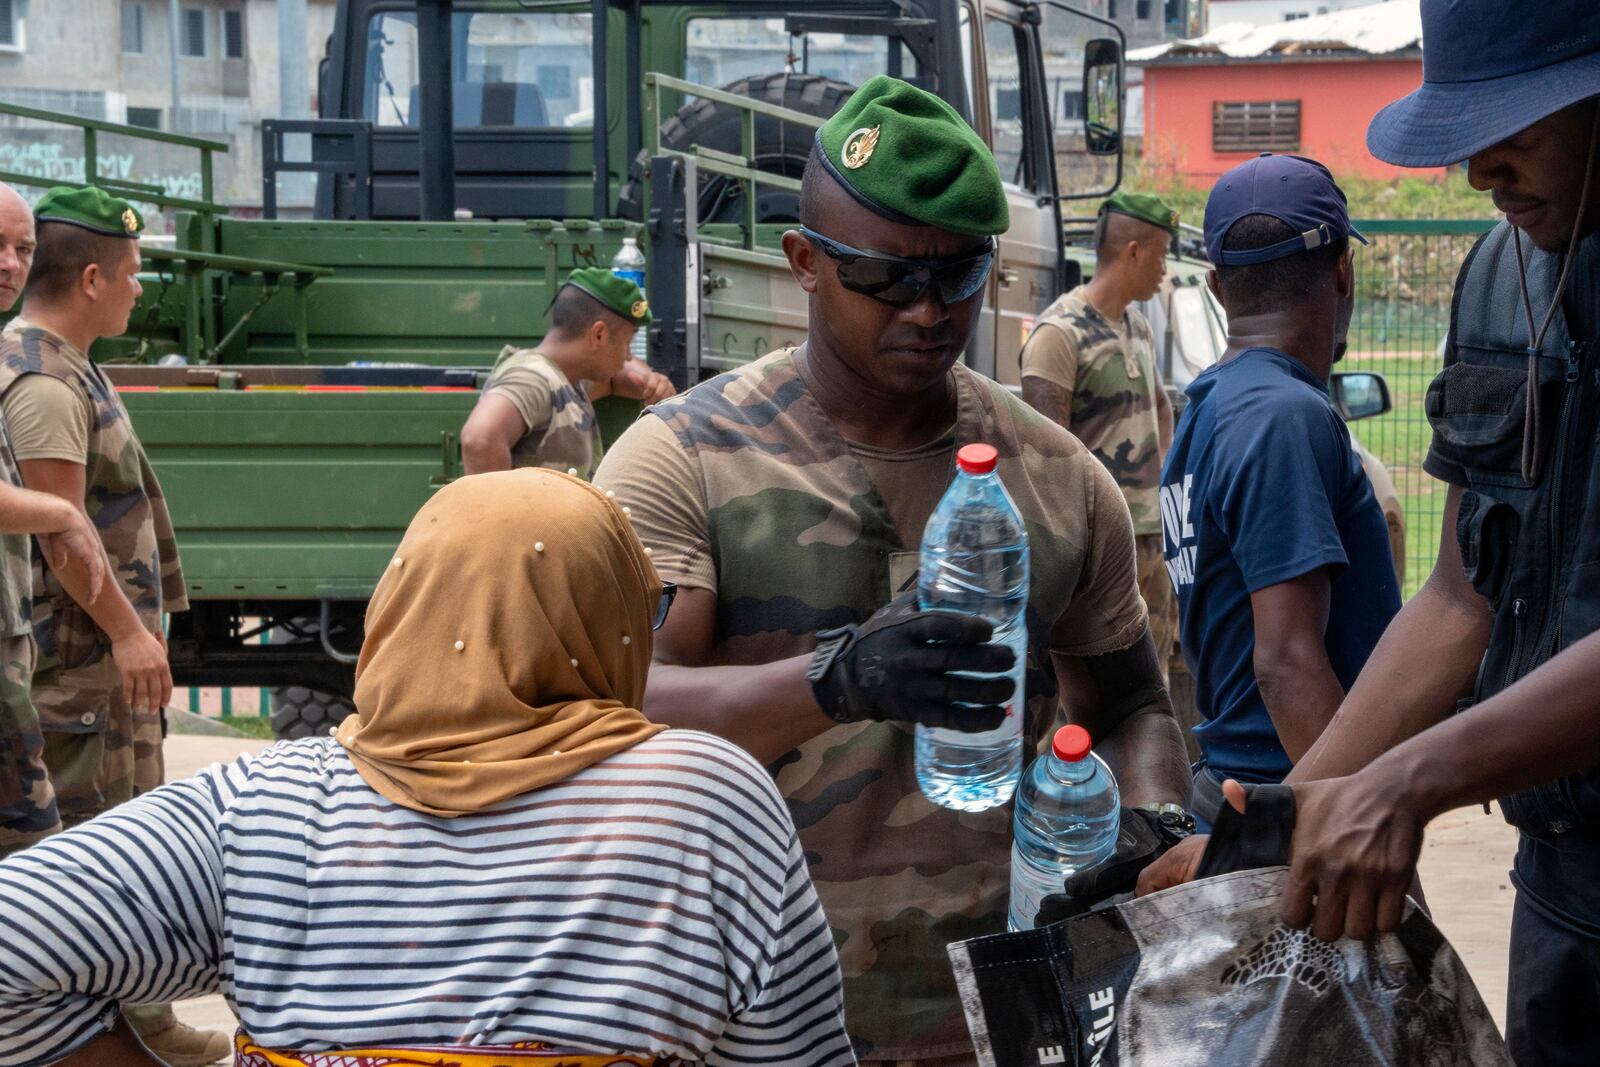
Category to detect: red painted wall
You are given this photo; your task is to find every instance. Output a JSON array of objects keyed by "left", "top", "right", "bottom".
[{"left": 1141, "top": 58, "right": 1444, "bottom": 183}]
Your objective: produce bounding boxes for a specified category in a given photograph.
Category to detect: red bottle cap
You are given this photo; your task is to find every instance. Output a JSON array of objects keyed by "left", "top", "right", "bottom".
[
  {"left": 957, "top": 443, "right": 999, "bottom": 475},
  {"left": 1052, "top": 724, "right": 1092, "bottom": 762}
]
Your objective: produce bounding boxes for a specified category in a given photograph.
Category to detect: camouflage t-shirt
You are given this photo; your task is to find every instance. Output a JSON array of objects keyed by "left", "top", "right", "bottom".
[
  {"left": 483, "top": 347, "right": 603, "bottom": 480},
  {"left": 1021, "top": 285, "right": 1163, "bottom": 535},
  {"left": 595, "top": 348, "right": 1147, "bottom": 1059}
]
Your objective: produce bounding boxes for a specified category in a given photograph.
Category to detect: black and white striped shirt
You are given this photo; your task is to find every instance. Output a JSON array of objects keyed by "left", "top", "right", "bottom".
[{"left": 0, "top": 732, "right": 855, "bottom": 1066}]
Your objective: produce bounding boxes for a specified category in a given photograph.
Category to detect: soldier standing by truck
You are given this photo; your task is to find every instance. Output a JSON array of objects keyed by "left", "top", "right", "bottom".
[
  {"left": 0, "top": 181, "right": 110, "bottom": 860},
  {"left": 0, "top": 186, "right": 228, "bottom": 1066},
  {"left": 1020, "top": 192, "right": 1179, "bottom": 678},
  {"left": 460, "top": 269, "right": 672, "bottom": 478},
  {"left": 596, "top": 76, "right": 1190, "bottom": 1064}
]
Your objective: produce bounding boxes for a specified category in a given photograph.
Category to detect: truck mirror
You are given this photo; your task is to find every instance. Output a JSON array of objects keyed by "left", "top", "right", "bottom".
[
  {"left": 1330, "top": 371, "right": 1392, "bottom": 421},
  {"left": 1083, "top": 38, "right": 1122, "bottom": 156}
]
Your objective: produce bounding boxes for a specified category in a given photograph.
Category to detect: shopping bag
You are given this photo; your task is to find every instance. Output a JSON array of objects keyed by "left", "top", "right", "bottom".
[{"left": 946, "top": 785, "right": 1510, "bottom": 1066}]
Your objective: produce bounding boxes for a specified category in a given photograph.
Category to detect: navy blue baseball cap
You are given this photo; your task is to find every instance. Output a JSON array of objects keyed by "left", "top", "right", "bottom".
[
  {"left": 1203, "top": 153, "right": 1367, "bottom": 267},
  {"left": 1368, "top": 0, "right": 1600, "bottom": 168}
]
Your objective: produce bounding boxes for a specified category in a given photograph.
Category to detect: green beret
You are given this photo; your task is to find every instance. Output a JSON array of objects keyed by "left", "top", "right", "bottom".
[
  {"left": 1100, "top": 190, "right": 1180, "bottom": 239},
  {"left": 566, "top": 266, "right": 651, "bottom": 327},
  {"left": 34, "top": 186, "right": 144, "bottom": 238},
  {"left": 814, "top": 75, "right": 1008, "bottom": 238}
]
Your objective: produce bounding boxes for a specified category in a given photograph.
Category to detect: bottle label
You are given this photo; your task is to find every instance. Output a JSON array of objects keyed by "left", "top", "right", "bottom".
[{"left": 613, "top": 269, "right": 645, "bottom": 288}]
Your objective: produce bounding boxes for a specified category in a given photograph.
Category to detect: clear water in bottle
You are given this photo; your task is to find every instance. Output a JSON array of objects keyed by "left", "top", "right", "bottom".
[
  {"left": 915, "top": 442, "right": 1028, "bottom": 813},
  {"left": 1008, "top": 724, "right": 1121, "bottom": 931},
  {"left": 611, "top": 238, "right": 649, "bottom": 362}
]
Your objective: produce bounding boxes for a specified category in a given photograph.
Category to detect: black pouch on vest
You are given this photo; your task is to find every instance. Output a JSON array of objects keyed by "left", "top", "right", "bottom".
[{"left": 1455, "top": 490, "right": 1519, "bottom": 605}]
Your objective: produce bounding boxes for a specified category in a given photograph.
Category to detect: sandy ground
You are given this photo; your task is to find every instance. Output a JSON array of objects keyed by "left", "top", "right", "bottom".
[{"left": 162, "top": 735, "right": 1519, "bottom": 1043}]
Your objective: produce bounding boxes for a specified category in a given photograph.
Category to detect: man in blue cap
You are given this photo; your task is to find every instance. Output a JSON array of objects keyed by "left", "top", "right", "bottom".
[
  {"left": 1156, "top": 153, "right": 1400, "bottom": 830},
  {"left": 1142, "top": 3, "right": 1600, "bottom": 1062}
]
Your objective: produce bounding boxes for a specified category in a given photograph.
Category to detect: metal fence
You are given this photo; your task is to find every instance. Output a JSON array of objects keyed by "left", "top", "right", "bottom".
[{"left": 1345, "top": 218, "right": 1497, "bottom": 598}]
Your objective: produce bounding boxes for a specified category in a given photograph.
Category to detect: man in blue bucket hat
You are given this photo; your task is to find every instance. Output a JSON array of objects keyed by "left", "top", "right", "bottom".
[{"left": 1142, "top": 3, "right": 1600, "bottom": 1063}]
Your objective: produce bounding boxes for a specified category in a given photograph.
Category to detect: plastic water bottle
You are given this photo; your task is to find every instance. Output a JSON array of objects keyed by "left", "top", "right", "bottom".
[
  {"left": 915, "top": 442, "right": 1028, "bottom": 813},
  {"left": 1008, "top": 724, "right": 1121, "bottom": 931},
  {"left": 611, "top": 238, "right": 648, "bottom": 362}
]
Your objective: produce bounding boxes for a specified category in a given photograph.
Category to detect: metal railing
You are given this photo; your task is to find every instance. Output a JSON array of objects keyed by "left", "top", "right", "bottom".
[
  {"left": 0, "top": 101, "right": 336, "bottom": 365},
  {"left": 1346, "top": 218, "right": 1497, "bottom": 598},
  {"left": 642, "top": 72, "right": 826, "bottom": 249}
]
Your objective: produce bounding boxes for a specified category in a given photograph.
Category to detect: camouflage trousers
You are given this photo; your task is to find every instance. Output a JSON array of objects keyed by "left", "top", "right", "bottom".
[
  {"left": 1136, "top": 533, "right": 1177, "bottom": 684},
  {"left": 35, "top": 638, "right": 164, "bottom": 826},
  {"left": 0, "top": 632, "right": 59, "bottom": 857}
]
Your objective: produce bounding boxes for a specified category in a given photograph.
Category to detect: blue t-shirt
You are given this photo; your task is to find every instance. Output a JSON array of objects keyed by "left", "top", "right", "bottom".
[{"left": 1160, "top": 347, "right": 1401, "bottom": 785}]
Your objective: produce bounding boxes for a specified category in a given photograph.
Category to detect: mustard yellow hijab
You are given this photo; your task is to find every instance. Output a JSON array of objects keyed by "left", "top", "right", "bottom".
[{"left": 337, "top": 469, "right": 666, "bottom": 817}]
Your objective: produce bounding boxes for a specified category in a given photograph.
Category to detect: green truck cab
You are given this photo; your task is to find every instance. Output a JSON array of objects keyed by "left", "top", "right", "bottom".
[{"left": 3, "top": 0, "right": 1133, "bottom": 734}]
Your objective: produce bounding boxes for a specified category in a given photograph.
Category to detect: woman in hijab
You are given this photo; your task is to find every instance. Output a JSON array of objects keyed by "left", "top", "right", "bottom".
[{"left": 0, "top": 470, "right": 854, "bottom": 1067}]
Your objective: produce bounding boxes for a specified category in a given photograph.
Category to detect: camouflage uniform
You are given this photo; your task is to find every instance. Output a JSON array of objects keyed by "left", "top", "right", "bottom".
[
  {"left": 0, "top": 321, "right": 187, "bottom": 823},
  {"left": 0, "top": 423, "right": 56, "bottom": 856},
  {"left": 483, "top": 346, "right": 604, "bottom": 480},
  {"left": 1022, "top": 285, "right": 1177, "bottom": 665},
  {"left": 595, "top": 349, "right": 1148, "bottom": 1060}
]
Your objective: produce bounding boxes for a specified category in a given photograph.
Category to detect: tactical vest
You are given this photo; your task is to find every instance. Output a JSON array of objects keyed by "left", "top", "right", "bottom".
[
  {"left": 1430, "top": 222, "right": 1600, "bottom": 835},
  {"left": 0, "top": 323, "right": 187, "bottom": 735},
  {"left": 643, "top": 349, "right": 1116, "bottom": 1057}
]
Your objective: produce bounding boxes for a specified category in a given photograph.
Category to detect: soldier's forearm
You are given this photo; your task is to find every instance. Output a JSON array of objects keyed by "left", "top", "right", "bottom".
[
  {"left": 0, "top": 482, "right": 79, "bottom": 535},
  {"left": 1097, "top": 704, "right": 1191, "bottom": 808},
  {"left": 74, "top": 568, "right": 150, "bottom": 642},
  {"left": 643, "top": 655, "right": 835, "bottom": 765}
]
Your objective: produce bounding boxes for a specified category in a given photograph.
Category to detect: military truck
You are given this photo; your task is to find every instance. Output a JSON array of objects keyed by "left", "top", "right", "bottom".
[{"left": 0, "top": 0, "right": 1140, "bottom": 736}]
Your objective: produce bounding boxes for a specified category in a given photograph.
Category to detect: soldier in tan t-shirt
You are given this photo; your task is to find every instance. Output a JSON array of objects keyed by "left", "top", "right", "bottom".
[
  {"left": 461, "top": 268, "right": 672, "bottom": 479},
  {"left": 595, "top": 78, "right": 1191, "bottom": 1065},
  {"left": 1022, "top": 192, "right": 1178, "bottom": 677}
]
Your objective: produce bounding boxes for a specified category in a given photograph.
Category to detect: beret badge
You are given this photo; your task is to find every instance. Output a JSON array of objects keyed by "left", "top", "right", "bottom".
[{"left": 841, "top": 126, "right": 881, "bottom": 170}]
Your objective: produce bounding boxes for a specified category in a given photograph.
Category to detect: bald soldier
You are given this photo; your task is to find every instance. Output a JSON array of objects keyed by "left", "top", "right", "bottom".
[
  {"left": 0, "top": 182, "right": 111, "bottom": 859},
  {"left": 1022, "top": 192, "right": 1178, "bottom": 678},
  {"left": 461, "top": 268, "right": 673, "bottom": 479},
  {"left": 595, "top": 77, "right": 1190, "bottom": 1064},
  {"left": 0, "top": 186, "right": 227, "bottom": 1065}
]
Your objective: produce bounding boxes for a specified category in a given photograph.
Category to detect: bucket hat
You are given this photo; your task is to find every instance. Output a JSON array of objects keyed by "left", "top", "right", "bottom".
[{"left": 1367, "top": 0, "right": 1600, "bottom": 168}]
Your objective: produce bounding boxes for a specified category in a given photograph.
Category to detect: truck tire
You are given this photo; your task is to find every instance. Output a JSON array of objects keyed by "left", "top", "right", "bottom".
[
  {"left": 616, "top": 72, "right": 855, "bottom": 225},
  {"left": 269, "top": 686, "right": 354, "bottom": 741}
]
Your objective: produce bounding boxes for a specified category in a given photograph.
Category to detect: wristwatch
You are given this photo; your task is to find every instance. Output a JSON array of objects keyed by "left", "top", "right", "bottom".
[{"left": 1135, "top": 802, "right": 1196, "bottom": 841}]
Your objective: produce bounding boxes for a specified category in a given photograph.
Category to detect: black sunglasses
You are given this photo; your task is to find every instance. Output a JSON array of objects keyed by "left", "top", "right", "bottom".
[
  {"left": 652, "top": 581, "right": 678, "bottom": 631},
  {"left": 799, "top": 226, "right": 996, "bottom": 309}
]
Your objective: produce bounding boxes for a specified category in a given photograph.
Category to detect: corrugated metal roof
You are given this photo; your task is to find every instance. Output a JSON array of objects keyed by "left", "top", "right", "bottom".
[{"left": 1129, "top": 0, "right": 1421, "bottom": 62}]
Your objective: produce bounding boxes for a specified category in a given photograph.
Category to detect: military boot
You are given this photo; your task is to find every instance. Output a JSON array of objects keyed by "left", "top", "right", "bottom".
[{"left": 125, "top": 1002, "right": 232, "bottom": 1066}]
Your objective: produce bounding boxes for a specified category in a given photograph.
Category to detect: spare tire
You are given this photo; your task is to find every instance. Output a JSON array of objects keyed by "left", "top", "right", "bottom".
[
  {"left": 269, "top": 685, "right": 353, "bottom": 741},
  {"left": 616, "top": 72, "right": 855, "bottom": 226}
]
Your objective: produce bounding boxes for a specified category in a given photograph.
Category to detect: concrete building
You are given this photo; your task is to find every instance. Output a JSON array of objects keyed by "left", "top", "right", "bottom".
[
  {"left": 1132, "top": 0, "right": 1433, "bottom": 183},
  {"left": 0, "top": 0, "right": 335, "bottom": 225}
]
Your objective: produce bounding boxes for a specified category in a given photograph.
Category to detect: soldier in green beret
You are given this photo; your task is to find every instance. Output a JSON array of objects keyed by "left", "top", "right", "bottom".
[
  {"left": 1021, "top": 190, "right": 1180, "bottom": 682},
  {"left": 0, "top": 185, "right": 228, "bottom": 1065},
  {"left": 597, "top": 76, "right": 1190, "bottom": 1064},
  {"left": 460, "top": 267, "right": 674, "bottom": 479},
  {"left": 0, "top": 181, "right": 114, "bottom": 861}
]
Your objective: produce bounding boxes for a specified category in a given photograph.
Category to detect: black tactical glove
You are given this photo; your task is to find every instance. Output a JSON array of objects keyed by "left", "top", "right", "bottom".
[
  {"left": 1034, "top": 806, "right": 1195, "bottom": 926},
  {"left": 808, "top": 589, "right": 1017, "bottom": 731}
]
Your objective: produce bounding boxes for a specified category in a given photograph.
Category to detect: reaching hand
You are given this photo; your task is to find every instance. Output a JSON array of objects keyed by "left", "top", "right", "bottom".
[
  {"left": 1280, "top": 768, "right": 1425, "bottom": 942},
  {"left": 808, "top": 589, "right": 1016, "bottom": 731}
]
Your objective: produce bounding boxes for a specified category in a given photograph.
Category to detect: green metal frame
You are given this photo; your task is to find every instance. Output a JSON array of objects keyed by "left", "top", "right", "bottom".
[
  {"left": 642, "top": 72, "right": 824, "bottom": 250},
  {"left": 0, "top": 102, "right": 335, "bottom": 365}
]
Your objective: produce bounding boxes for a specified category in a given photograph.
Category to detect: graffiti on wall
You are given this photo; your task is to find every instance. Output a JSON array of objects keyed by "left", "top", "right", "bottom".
[{"left": 0, "top": 141, "right": 204, "bottom": 203}]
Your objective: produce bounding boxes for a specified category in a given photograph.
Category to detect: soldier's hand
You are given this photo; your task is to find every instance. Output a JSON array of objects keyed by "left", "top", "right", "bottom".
[
  {"left": 637, "top": 370, "right": 676, "bottom": 405},
  {"left": 110, "top": 625, "right": 172, "bottom": 716},
  {"left": 1037, "top": 806, "right": 1195, "bottom": 925},
  {"left": 611, "top": 359, "right": 676, "bottom": 405},
  {"left": 809, "top": 589, "right": 1016, "bottom": 731},
  {"left": 41, "top": 508, "right": 109, "bottom": 604}
]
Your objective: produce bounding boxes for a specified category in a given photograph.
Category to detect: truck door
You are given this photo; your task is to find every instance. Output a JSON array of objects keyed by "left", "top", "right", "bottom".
[{"left": 976, "top": 4, "right": 1060, "bottom": 386}]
